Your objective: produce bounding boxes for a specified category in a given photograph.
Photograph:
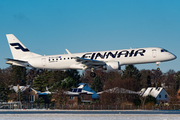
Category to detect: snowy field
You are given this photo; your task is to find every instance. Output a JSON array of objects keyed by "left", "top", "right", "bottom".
[{"left": 0, "top": 114, "right": 180, "bottom": 120}]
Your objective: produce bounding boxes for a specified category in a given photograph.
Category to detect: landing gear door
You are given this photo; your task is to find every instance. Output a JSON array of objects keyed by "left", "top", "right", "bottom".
[
  {"left": 152, "top": 49, "right": 157, "bottom": 58},
  {"left": 41, "top": 58, "right": 46, "bottom": 66}
]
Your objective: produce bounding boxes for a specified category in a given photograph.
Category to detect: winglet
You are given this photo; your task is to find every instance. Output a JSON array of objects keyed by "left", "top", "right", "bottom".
[
  {"left": 65, "top": 49, "right": 73, "bottom": 56},
  {"left": 65, "top": 49, "right": 80, "bottom": 59}
]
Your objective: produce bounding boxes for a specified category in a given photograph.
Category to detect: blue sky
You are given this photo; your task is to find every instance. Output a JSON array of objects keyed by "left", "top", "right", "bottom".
[{"left": 0, "top": 0, "right": 179, "bottom": 73}]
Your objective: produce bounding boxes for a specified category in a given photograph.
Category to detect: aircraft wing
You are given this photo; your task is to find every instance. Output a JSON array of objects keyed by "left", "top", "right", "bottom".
[
  {"left": 76, "top": 57, "right": 105, "bottom": 65},
  {"left": 66, "top": 49, "right": 106, "bottom": 69},
  {"left": 74, "top": 57, "right": 106, "bottom": 68}
]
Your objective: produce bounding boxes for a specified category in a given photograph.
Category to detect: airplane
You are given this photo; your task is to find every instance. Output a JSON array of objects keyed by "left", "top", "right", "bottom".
[{"left": 5, "top": 34, "right": 177, "bottom": 77}]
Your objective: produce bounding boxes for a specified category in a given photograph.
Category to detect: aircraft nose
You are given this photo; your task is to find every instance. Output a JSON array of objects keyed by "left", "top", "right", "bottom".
[{"left": 170, "top": 53, "right": 177, "bottom": 60}]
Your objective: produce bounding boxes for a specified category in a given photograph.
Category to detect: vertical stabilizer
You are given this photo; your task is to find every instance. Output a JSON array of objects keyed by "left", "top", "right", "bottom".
[{"left": 6, "top": 34, "right": 41, "bottom": 60}]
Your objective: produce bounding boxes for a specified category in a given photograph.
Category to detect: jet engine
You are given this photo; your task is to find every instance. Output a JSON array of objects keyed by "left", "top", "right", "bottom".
[{"left": 103, "top": 61, "right": 121, "bottom": 72}]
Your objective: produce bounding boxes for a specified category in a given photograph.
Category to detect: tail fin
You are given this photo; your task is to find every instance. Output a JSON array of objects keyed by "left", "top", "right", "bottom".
[{"left": 6, "top": 34, "right": 41, "bottom": 60}]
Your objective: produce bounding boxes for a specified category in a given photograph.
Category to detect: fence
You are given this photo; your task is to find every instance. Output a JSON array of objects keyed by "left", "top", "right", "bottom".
[{"left": 0, "top": 102, "right": 180, "bottom": 110}]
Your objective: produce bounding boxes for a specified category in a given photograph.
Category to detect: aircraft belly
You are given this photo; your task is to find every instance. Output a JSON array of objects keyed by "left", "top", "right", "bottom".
[{"left": 119, "top": 56, "right": 149, "bottom": 65}]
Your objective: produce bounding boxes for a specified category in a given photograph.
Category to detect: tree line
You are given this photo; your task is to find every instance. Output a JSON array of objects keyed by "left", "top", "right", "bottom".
[{"left": 0, "top": 65, "right": 179, "bottom": 105}]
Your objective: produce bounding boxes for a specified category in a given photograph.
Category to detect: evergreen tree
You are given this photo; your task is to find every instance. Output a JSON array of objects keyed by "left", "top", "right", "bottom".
[
  {"left": 61, "top": 76, "right": 76, "bottom": 90},
  {"left": 0, "top": 68, "right": 12, "bottom": 102},
  {"left": 0, "top": 84, "right": 9, "bottom": 102},
  {"left": 65, "top": 69, "right": 80, "bottom": 87},
  {"left": 122, "top": 65, "right": 142, "bottom": 91},
  {"left": 33, "top": 75, "right": 48, "bottom": 92},
  {"left": 32, "top": 69, "right": 80, "bottom": 92},
  {"left": 11, "top": 66, "right": 27, "bottom": 85},
  {"left": 91, "top": 76, "right": 102, "bottom": 92}
]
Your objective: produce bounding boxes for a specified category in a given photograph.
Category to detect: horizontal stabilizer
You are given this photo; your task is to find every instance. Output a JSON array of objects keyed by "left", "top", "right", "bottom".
[
  {"left": 5, "top": 58, "right": 27, "bottom": 63},
  {"left": 5, "top": 58, "right": 31, "bottom": 67}
]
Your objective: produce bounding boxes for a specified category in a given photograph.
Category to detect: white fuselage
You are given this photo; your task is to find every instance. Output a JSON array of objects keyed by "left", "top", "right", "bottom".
[{"left": 27, "top": 47, "right": 176, "bottom": 70}]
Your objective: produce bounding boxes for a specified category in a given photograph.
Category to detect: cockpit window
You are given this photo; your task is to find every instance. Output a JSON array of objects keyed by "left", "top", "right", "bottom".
[{"left": 161, "top": 49, "right": 168, "bottom": 52}]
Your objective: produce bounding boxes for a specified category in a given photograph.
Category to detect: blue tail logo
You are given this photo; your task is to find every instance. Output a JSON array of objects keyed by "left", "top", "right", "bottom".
[{"left": 10, "top": 43, "right": 29, "bottom": 52}]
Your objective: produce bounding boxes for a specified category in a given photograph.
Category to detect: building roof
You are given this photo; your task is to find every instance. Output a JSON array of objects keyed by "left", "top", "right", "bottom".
[
  {"left": 139, "top": 87, "right": 165, "bottom": 98},
  {"left": 71, "top": 88, "right": 94, "bottom": 95},
  {"left": 38, "top": 91, "right": 51, "bottom": 95},
  {"left": 12, "top": 85, "right": 30, "bottom": 93},
  {"left": 64, "top": 91, "right": 80, "bottom": 95},
  {"left": 12, "top": 85, "right": 51, "bottom": 95},
  {"left": 97, "top": 87, "right": 139, "bottom": 95},
  {"left": 78, "top": 83, "right": 99, "bottom": 99},
  {"left": 68, "top": 83, "right": 99, "bottom": 99}
]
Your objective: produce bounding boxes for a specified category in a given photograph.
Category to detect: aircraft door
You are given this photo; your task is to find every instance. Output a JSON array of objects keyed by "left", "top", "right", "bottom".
[
  {"left": 41, "top": 58, "right": 46, "bottom": 66},
  {"left": 152, "top": 49, "right": 157, "bottom": 58}
]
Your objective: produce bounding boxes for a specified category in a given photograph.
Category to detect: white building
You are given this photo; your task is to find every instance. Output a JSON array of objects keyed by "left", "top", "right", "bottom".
[{"left": 139, "top": 87, "right": 170, "bottom": 103}]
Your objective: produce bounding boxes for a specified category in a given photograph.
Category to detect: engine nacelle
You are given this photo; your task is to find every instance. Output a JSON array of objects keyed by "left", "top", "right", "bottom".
[{"left": 103, "top": 61, "right": 121, "bottom": 72}]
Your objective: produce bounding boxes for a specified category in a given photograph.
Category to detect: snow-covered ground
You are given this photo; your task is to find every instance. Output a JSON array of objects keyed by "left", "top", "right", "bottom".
[{"left": 0, "top": 114, "right": 180, "bottom": 120}]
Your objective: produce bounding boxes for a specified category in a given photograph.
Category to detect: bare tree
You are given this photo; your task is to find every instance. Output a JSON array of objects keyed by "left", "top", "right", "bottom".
[{"left": 52, "top": 88, "right": 68, "bottom": 108}]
